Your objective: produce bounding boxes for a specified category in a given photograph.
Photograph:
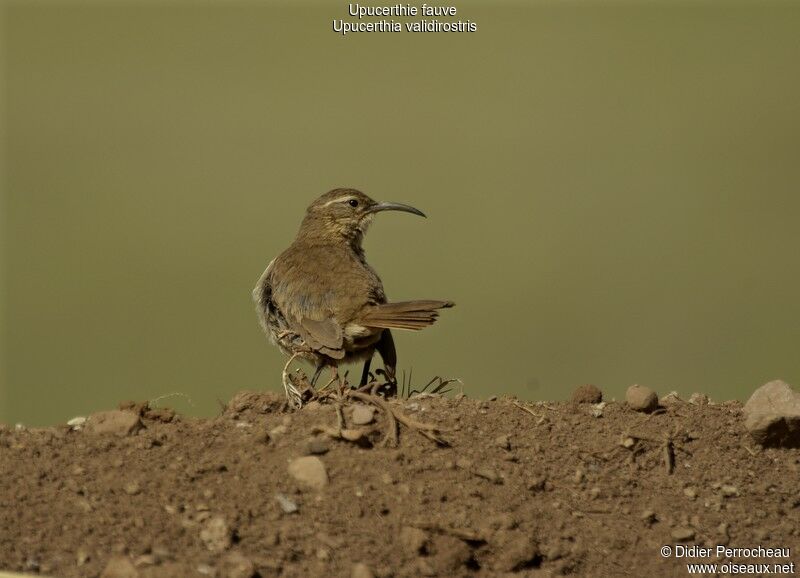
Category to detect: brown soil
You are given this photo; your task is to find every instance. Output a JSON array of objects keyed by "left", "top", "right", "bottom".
[{"left": 1, "top": 391, "right": 798, "bottom": 578}]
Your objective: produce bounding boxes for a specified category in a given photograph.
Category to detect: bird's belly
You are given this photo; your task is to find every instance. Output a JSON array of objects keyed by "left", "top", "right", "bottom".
[{"left": 343, "top": 323, "right": 382, "bottom": 352}]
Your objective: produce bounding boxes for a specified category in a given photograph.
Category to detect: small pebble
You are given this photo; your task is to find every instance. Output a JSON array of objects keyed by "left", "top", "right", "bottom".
[
  {"left": 527, "top": 477, "right": 547, "bottom": 493},
  {"left": 133, "top": 554, "right": 156, "bottom": 568},
  {"left": 305, "top": 438, "right": 329, "bottom": 455},
  {"left": 288, "top": 456, "right": 329, "bottom": 490},
  {"left": 350, "top": 405, "right": 376, "bottom": 426},
  {"left": 455, "top": 458, "right": 473, "bottom": 470},
  {"left": 220, "top": 551, "right": 256, "bottom": 578},
  {"left": 488, "top": 512, "right": 518, "bottom": 530},
  {"left": 626, "top": 384, "right": 659, "bottom": 413},
  {"left": 660, "top": 391, "right": 683, "bottom": 405},
  {"left": 253, "top": 430, "right": 270, "bottom": 444},
  {"left": 199, "top": 516, "right": 232, "bottom": 553},
  {"left": 720, "top": 485, "right": 739, "bottom": 498},
  {"left": 351, "top": 562, "right": 375, "bottom": 578},
  {"left": 269, "top": 424, "right": 288, "bottom": 437},
  {"left": 475, "top": 468, "right": 502, "bottom": 484},
  {"left": 571, "top": 384, "right": 603, "bottom": 404},
  {"left": 76, "top": 547, "right": 91, "bottom": 566},
  {"left": 671, "top": 527, "right": 696, "bottom": 542},
  {"left": 399, "top": 526, "right": 428, "bottom": 555},
  {"left": 417, "top": 558, "right": 436, "bottom": 577},
  {"left": 100, "top": 556, "right": 138, "bottom": 578},
  {"left": 275, "top": 493, "right": 298, "bottom": 514}
]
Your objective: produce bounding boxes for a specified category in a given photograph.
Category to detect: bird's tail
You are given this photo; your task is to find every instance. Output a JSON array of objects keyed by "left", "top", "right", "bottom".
[{"left": 360, "top": 300, "right": 454, "bottom": 330}]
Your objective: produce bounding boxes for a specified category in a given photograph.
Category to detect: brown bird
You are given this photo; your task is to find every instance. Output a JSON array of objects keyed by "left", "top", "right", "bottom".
[{"left": 253, "top": 188, "right": 453, "bottom": 403}]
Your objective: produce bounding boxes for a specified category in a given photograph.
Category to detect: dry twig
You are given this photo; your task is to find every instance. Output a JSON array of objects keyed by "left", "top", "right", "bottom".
[
  {"left": 412, "top": 522, "right": 486, "bottom": 543},
  {"left": 281, "top": 353, "right": 304, "bottom": 409}
]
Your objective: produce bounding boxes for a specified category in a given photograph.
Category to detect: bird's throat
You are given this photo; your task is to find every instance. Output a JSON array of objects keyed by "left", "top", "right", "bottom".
[{"left": 297, "top": 213, "right": 371, "bottom": 251}]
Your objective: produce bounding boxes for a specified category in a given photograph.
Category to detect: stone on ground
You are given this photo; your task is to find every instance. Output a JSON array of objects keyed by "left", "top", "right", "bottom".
[
  {"left": 744, "top": 380, "right": 800, "bottom": 448},
  {"left": 351, "top": 562, "right": 375, "bottom": 578},
  {"left": 571, "top": 384, "right": 603, "bottom": 404},
  {"left": 100, "top": 556, "right": 139, "bottom": 578},
  {"left": 200, "top": 516, "right": 233, "bottom": 553},
  {"left": 625, "top": 384, "right": 658, "bottom": 413},
  {"left": 86, "top": 410, "right": 143, "bottom": 436},
  {"left": 288, "top": 456, "right": 329, "bottom": 490},
  {"left": 350, "top": 404, "right": 377, "bottom": 425},
  {"left": 220, "top": 551, "right": 256, "bottom": 578},
  {"left": 399, "top": 526, "right": 428, "bottom": 555}
]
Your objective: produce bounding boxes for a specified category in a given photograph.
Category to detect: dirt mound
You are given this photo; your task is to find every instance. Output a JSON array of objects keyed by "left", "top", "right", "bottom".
[{"left": 1, "top": 391, "right": 798, "bottom": 577}]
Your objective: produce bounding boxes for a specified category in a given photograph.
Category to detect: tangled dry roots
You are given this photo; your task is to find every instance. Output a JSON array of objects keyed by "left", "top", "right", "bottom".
[
  {"left": 306, "top": 389, "right": 449, "bottom": 447},
  {"left": 350, "top": 390, "right": 449, "bottom": 446},
  {"left": 280, "top": 353, "right": 450, "bottom": 446}
]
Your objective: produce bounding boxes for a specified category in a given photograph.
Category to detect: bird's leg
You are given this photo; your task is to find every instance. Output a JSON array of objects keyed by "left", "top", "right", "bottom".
[
  {"left": 359, "top": 357, "right": 373, "bottom": 387},
  {"left": 316, "top": 362, "right": 340, "bottom": 394},
  {"left": 376, "top": 329, "right": 398, "bottom": 393},
  {"left": 310, "top": 363, "right": 326, "bottom": 388},
  {"left": 330, "top": 365, "right": 346, "bottom": 397}
]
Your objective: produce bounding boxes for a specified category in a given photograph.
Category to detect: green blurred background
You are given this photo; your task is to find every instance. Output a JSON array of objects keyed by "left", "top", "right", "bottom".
[{"left": 2, "top": 1, "right": 799, "bottom": 426}]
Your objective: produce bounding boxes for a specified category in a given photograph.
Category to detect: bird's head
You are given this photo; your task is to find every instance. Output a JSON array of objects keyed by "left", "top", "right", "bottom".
[{"left": 299, "top": 188, "right": 425, "bottom": 244}]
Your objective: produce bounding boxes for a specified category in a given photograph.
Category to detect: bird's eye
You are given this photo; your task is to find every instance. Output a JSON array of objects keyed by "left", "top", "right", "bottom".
[{"left": 348, "top": 199, "right": 359, "bottom": 207}]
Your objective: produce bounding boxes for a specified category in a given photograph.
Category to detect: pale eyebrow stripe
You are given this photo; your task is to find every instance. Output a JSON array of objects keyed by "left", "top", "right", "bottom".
[{"left": 322, "top": 196, "right": 354, "bottom": 207}]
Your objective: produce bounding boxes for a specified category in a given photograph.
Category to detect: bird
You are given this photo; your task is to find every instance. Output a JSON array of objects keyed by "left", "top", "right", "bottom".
[{"left": 253, "top": 188, "right": 453, "bottom": 404}]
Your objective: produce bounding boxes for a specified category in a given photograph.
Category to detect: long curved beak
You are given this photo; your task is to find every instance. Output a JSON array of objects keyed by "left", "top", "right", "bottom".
[{"left": 367, "top": 202, "right": 426, "bottom": 218}]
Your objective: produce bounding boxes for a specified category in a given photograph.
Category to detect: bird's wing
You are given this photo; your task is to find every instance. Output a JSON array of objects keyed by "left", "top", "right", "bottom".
[
  {"left": 296, "top": 316, "right": 344, "bottom": 358},
  {"left": 359, "top": 300, "right": 454, "bottom": 331},
  {"left": 253, "top": 256, "right": 346, "bottom": 359}
]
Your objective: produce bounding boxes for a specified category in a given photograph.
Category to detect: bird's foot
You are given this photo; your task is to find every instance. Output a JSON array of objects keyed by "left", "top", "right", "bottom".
[
  {"left": 356, "top": 369, "right": 397, "bottom": 398},
  {"left": 355, "top": 379, "right": 397, "bottom": 398}
]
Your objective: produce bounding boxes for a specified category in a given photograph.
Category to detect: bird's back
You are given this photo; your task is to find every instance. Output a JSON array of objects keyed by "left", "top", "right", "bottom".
[{"left": 267, "top": 240, "right": 386, "bottom": 328}]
